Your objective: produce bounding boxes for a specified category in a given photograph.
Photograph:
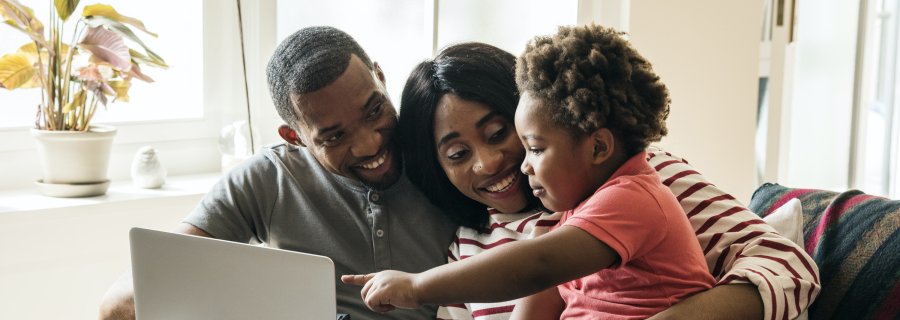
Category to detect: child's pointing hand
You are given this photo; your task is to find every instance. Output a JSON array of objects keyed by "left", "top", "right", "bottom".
[{"left": 341, "top": 271, "right": 422, "bottom": 312}]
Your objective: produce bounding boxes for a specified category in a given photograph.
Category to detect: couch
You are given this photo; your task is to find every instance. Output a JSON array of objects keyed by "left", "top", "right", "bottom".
[{"left": 749, "top": 183, "right": 900, "bottom": 319}]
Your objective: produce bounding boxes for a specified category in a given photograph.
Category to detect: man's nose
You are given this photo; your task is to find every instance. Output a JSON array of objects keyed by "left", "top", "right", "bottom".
[{"left": 351, "top": 129, "right": 382, "bottom": 158}]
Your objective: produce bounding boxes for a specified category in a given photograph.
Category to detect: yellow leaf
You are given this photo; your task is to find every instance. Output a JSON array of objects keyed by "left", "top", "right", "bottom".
[
  {"left": 0, "top": 0, "right": 46, "bottom": 46},
  {"left": 108, "top": 79, "right": 130, "bottom": 102},
  {"left": 129, "top": 48, "right": 167, "bottom": 69},
  {"left": 54, "top": 0, "right": 79, "bottom": 21},
  {"left": 82, "top": 4, "right": 157, "bottom": 37},
  {"left": 0, "top": 52, "right": 35, "bottom": 89},
  {"left": 62, "top": 89, "right": 86, "bottom": 113}
]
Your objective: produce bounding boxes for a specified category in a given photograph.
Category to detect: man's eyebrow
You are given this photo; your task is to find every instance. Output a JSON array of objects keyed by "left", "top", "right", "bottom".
[
  {"left": 314, "top": 92, "right": 382, "bottom": 137},
  {"left": 360, "top": 91, "right": 381, "bottom": 112},
  {"left": 316, "top": 123, "right": 341, "bottom": 137}
]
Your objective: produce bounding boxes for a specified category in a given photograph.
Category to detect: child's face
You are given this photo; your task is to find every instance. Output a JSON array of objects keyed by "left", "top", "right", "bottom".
[{"left": 514, "top": 93, "right": 601, "bottom": 212}]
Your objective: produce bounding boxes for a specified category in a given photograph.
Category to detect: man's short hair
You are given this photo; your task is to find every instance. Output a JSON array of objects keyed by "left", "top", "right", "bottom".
[{"left": 266, "top": 26, "right": 374, "bottom": 128}]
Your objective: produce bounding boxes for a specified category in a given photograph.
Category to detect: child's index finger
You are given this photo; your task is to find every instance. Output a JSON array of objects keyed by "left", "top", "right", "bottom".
[{"left": 340, "top": 274, "right": 374, "bottom": 286}]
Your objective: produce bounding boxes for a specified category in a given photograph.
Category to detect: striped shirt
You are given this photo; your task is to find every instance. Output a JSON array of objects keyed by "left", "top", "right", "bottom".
[{"left": 437, "top": 148, "right": 820, "bottom": 320}]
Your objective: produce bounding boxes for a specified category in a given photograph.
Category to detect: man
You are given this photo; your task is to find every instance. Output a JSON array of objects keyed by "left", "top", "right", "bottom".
[{"left": 98, "top": 26, "right": 458, "bottom": 320}]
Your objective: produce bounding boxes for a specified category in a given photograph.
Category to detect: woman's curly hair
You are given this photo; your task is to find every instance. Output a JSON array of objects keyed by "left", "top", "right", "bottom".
[{"left": 515, "top": 24, "right": 670, "bottom": 155}]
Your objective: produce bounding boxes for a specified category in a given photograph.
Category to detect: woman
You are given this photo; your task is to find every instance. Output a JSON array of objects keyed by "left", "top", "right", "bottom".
[{"left": 397, "top": 42, "right": 817, "bottom": 319}]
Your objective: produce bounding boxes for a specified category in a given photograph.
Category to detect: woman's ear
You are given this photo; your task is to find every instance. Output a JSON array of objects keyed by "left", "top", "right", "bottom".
[
  {"left": 591, "top": 128, "right": 615, "bottom": 165},
  {"left": 278, "top": 125, "right": 306, "bottom": 147}
]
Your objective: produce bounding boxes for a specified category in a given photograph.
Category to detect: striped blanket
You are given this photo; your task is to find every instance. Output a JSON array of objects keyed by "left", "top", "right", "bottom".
[{"left": 749, "top": 183, "right": 900, "bottom": 320}]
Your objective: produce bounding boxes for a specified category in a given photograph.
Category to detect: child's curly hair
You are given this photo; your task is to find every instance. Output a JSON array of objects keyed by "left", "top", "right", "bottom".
[{"left": 515, "top": 24, "right": 670, "bottom": 155}]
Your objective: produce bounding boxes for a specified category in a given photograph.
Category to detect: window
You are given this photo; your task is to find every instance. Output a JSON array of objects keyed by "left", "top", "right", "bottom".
[
  {"left": 0, "top": 0, "right": 203, "bottom": 127},
  {"left": 275, "top": 0, "right": 427, "bottom": 105},
  {"left": 0, "top": 0, "right": 246, "bottom": 189},
  {"left": 857, "top": 0, "right": 900, "bottom": 197}
]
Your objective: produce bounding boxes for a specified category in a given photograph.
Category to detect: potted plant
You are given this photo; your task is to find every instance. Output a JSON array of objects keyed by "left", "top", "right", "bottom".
[{"left": 0, "top": 0, "right": 166, "bottom": 197}]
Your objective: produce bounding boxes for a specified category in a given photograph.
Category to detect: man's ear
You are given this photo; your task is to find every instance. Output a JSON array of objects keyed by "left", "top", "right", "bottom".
[
  {"left": 373, "top": 62, "right": 386, "bottom": 86},
  {"left": 278, "top": 125, "right": 305, "bottom": 147},
  {"left": 590, "top": 128, "right": 616, "bottom": 165}
]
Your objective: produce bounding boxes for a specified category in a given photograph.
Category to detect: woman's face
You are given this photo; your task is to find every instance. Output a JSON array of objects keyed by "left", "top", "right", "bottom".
[{"left": 432, "top": 94, "right": 530, "bottom": 213}]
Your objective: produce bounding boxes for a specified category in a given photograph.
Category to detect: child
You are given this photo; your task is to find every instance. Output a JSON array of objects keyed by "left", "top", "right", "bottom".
[{"left": 342, "top": 24, "right": 715, "bottom": 319}]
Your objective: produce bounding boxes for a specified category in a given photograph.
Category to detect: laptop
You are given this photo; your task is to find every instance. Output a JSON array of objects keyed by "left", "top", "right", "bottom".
[{"left": 129, "top": 227, "right": 338, "bottom": 320}]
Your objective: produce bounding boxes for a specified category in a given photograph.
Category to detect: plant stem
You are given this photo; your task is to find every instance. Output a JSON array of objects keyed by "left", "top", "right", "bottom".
[{"left": 84, "top": 95, "right": 98, "bottom": 131}]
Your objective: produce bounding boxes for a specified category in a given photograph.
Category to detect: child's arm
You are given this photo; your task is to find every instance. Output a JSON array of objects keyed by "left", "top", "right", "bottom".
[
  {"left": 341, "top": 226, "right": 618, "bottom": 311},
  {"left": 508, "top": 287, "right": 564, "bottom": 320}
]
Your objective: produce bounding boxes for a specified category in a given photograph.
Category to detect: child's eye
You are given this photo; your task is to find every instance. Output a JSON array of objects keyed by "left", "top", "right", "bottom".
[{"left": 529, "top": 148, "right": 544, "bottom": 156}]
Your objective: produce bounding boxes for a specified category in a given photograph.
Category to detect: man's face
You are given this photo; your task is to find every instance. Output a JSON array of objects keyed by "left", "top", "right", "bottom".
[{"left": 289, "top": 55, "right": 400, "bottom": 188}]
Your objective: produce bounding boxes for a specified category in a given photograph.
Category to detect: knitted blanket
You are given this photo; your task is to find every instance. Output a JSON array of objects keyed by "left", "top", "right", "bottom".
[{"left": 749, "top": 183, "right": 900, "bottom": 320}]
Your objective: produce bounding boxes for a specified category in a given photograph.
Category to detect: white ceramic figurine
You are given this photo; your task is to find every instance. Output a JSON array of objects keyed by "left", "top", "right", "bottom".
[{"left": 131, "top": 146, "right": 167, "bottom": 189}]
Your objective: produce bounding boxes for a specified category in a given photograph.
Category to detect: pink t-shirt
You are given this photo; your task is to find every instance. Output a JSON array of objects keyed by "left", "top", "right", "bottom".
[{"left": 556, "top": 151, "right": 716, "bottom": 319}]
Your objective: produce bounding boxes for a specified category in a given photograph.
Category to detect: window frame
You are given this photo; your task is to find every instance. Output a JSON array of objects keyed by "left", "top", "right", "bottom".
[{"left": 0, "top": 0, "right": 270, "bottom": 190}]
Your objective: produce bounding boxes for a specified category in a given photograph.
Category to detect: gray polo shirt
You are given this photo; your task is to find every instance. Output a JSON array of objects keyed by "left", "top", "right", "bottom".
[{"left": 184, "top": 143, "right": 458, "bottom": 319}]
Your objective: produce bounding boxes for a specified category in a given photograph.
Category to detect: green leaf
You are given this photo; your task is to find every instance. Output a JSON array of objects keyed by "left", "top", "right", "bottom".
[
  {"left": 79, "top": 26, "right": 131, "bottom": 71},
  {"left": 82, "top": 4, "right": 157, "bottom": 37},
  {"left": 54, "top": 0, "right": 79, "bottom": 21},
  {"left": 0, "top": 52, "right": 36, "bottom": 89},
  {"left": 84, "top": 16, "right": 167, "bottom": 69}
]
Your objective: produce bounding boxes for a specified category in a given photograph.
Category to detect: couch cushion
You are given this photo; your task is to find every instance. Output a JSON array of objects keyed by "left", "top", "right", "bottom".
[
  {"left": 763, "top": 198, "right": 804, "bottom": 247},
  {"left": 749, "top": 183, "right": 900, "bottom": 319}
]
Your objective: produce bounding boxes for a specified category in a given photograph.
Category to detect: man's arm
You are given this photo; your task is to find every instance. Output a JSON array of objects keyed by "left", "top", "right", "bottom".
[
  {"left": 649, "top": 284, "right": 762, "bottom": 320},
  {"left": 98, "top": 223, "right": 211, "bottom": 320}
]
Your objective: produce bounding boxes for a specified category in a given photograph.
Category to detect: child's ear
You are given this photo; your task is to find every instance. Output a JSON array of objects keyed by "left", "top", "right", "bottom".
[{"left": 590, "top": 128, "right": 615, "bottom": 165}]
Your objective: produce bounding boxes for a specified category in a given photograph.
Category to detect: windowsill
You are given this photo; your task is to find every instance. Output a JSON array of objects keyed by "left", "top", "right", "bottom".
[{"left": 0, "top": 173, "right": 221, "bottom": 214}]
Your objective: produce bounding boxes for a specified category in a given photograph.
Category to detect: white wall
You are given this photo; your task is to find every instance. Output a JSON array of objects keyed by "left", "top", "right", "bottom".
[
  {"left": 0, "top": 194, "right": 202, "bottom": 320},
  {"left": 436, "top": 0, "right": 578, "bottom": 55},
  {"left": 629, "top": 0, "right": 763, "bottom": 203}
]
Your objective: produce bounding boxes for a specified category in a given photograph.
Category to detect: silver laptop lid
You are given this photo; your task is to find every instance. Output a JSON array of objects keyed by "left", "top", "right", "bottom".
[{"left": 130, "top": 228, "right": 336, "bottom": 320}]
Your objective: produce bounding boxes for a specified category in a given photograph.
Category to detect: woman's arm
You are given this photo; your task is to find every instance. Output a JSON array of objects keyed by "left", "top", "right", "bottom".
[
  {"left": 647, "top": 149, "right": 820, "bottom": 319},
  {"left": 342, "top": 226, "right": 618, "bottom": 311},
  {"left": 649, "top": 284, "right": 762, "bottom": 320}
]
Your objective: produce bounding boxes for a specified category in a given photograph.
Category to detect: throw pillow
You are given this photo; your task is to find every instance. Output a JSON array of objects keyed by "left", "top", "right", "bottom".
[{"left": 762, "top": 198, "right": 804, "bottom": 246}]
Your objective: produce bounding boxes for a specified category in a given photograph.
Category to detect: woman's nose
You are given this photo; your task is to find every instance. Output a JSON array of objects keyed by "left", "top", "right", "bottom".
[{"left": 473, "top": 149, "right": 502, "bottom": 175}]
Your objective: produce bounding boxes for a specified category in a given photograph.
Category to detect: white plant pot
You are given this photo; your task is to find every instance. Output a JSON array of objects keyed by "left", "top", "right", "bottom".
[{"left": 31, "top": 125, "right": 117, "bottom": 197}]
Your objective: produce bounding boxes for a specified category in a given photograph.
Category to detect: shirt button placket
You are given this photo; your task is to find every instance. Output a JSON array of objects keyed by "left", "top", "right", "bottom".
[{"left": 367, "top": 190, "right": 390, "bottom": 269}]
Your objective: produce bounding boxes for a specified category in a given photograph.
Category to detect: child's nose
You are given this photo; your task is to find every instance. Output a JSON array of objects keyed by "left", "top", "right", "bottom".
[{"left": 520, "top": 159, "right": 533, "bottom": 175}]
